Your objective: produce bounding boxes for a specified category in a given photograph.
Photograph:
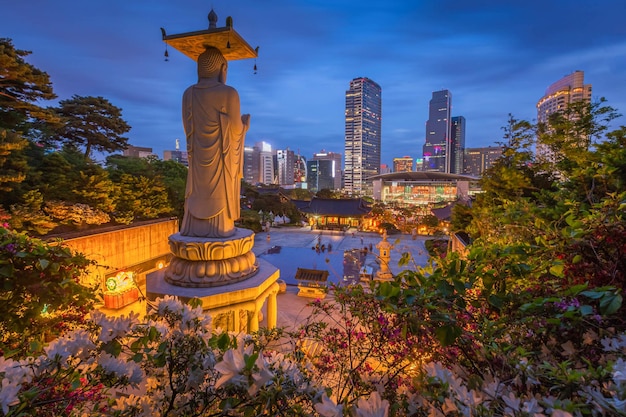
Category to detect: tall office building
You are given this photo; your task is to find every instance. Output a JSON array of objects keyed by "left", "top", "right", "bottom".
[
  {"left": 344, "top": 77, "right": 382, "bottom": 196},
  {"left": 422, "top": 90, "right": 452, "bottom": 173},
  {"left": 450, "top": 116, "right": 466, "bottom": 174},
  {"left": 393, "top": 156, "right": 413, "bottom": 173},
  {"left": 312, "top": 151, "right": 342, "bottom": 190},
  {"left": 463, "top": 146, "right": 503, "bottom": 177},
  {"left": 275, "top": 149, "right": 296, "bottom": 187},
  {"left": 243, "top": 141, "right": 275, "bottom": 185},
  {"left": 536, "top": 71, "right": 592, "bottom": 162}
]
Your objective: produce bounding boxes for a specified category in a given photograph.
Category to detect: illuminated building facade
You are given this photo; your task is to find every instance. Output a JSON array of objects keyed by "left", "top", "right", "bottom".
[
  {"left": 371, "top": 172, "right": 478, "bottom": 206},
  {"left": 536, "top": 70, "right": 592, "bottom": 162},
  {"left": 463, "top": 146, "right": 503, "bottom": 177},
  {"left": 243, "top": 141, "right": 275, "bottom": 185},
  {"left": 422, "top": 90, "right": 451, "bottom": 173},
  {"left": 393, "top": 156, "right": 413, "bottom": 173},
  {"left": 307, "top": 151, "right": 342, "bottom": 192},
  {"left": 344, "top": 77, "right": 382, "bottom": 196},
  {"left": 450, "top": 116, "right": 466, "bottom": 174}
]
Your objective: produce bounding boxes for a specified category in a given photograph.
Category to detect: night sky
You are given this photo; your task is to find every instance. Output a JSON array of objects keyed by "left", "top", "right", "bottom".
[{"left": 4, "top": 0, "right": 626, "bottom": 166}]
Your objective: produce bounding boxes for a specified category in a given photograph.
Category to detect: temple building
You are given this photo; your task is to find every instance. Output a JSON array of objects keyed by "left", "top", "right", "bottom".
[{"left": 292, "top": 198, "right": 372, "bottom": 230}]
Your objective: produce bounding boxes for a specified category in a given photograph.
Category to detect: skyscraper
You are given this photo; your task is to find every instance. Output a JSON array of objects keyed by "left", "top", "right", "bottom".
[
  {"left": 536, "top": 70, "right": 592, "bottom": 162},
  {"left": 422, "top": 90, "right": 451, "bottom": 173},
  {"left": 243, "top": 141, "right": 275, "bottom": 185},
  {"left": 463, "top": 146, "right": 503, "bottom": 177},
  {"left": 393, "top": 156, "right": 413, "bottom": 173},
  {"left": 275, "top": 149, "right": 296, "bottom": 186},
  {"left": 312, "top": 150, "right": 342, "bottom": 190},
  {"left": 344, "top": 77, "right": 382, "bottom": 196},
  {"left": 450, "top": 116, "right": 466, "bottom": 174}
]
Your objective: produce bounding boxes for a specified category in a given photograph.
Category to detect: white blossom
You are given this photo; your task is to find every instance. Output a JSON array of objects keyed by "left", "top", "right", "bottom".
[
  {"left": 355, "top": 391, "right": 389, "bottom": 417},
  {"left": 91, "top": 310, "right": 140, "bottom": 343},
  {"left": 522, "top": 397, "right": 545, "bottom": 415},
  {"left": 248, "top": 354, "right": 274, "bottom": 395},
  {"left": 503, "top": 391, "right": 521, "bottom": 414},
  {"left": 0, "top": 377, "right": 20, "bottom": 415},
  {"left": 314, "top": 393, "right": 344, "bottom": 417},
  {"left": 601, "top": 337, "right": 621, "bottom": 352},
  {"left": 550, "top": 409, "right": 573, "bottom": 417},
  {"left": 98, "top": 353, "right": 144, "bottom": 384},
  {"left": 214, "top": 343, "right": 254, "bottom": 388},
  {"left": 44, "top": 329, "right": 95, "bottom": 363},
  {"left": 612, "top": 358, "right": 626, "bottom": 382}
]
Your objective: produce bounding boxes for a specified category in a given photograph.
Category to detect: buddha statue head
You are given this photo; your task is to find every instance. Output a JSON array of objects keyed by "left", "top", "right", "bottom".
[{"left": 197, "top": 46, "right": 227, "bottom": 80}]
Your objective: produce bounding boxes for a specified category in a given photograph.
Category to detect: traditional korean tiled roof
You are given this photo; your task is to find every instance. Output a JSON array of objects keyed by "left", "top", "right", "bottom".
[
  {"left": 431, "top": 203, "right": 454, "bottom": 221},
  {"left": 291, "top": 198, "right": 372, "bottom": 217},
  {"left": 295, "top": 268, "right": 329, "bottom": 283}
]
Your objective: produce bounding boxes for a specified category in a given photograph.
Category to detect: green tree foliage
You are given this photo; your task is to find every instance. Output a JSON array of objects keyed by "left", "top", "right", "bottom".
[
  {"left": 0, "top": 38, "right": 56, "bottom": 131},
  {"left": 251, "top": 193, "right": 302, "bottom": 225},
  {"left": 315, "top": 188, "right": 341, "bottom": 199},
  {"left": 55, "top": 95, "right": 131, "bottom": 158},
  {"left": 150, "top": 158, "right": 187, "bottom": 220},
  {"left": 0, "top": 129, "right": 28, "bottom": 192},
  {"left": 106, "top": 155, "right": 187, "bottom": 220},
  {"left": 114, "top": 174, "right": 172, "bottom": 223},
  {"left": 0, "top": 226, "right": 96, "bottom": 357},
  {"left": 8, "top": 189, "right": 56, "bottom": 235},
  {"left": 0, "top": 39, "right": 57, "bottom": 202}
]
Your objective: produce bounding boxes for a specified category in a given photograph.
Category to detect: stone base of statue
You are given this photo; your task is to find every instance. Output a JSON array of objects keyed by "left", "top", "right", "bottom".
[
  {"left": 147, "top": 257, "right": 280, "bottom": 332},
  {"left": 374, "top": 270, "right": 394, "bottom": 281},
  {"left": 164, "top": 228, "right": 258, "bottom": 287}
]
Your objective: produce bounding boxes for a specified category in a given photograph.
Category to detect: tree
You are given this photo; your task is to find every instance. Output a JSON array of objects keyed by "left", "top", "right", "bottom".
[
  {"left": 107, "top": 155, "right": 187, "bottom": 220},
  {"left": 0, "top": 129, "right": 28, "bottom": 193},
  {"left": 150, "top": 158, "right": 187, "bottom": 220},
  {"left": 114, "top": 174, "right": 171, "bottom": 223},
  {"left": 0, "top": 38, "right": 56, "bottom": 131},
  {"left": 55, "top": 95, "right": 130, "bottom": 158},
  {"left": 315, "top": 188, "right": 341, "bottom": 199},
  {"left": 0, "top": 39, "right": 57, "bottom": 201}
]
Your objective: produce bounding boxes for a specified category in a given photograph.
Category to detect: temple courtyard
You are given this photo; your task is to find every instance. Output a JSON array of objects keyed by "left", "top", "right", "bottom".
[{"left": 102, "top": 227, "right": 432, "bottom": 331}]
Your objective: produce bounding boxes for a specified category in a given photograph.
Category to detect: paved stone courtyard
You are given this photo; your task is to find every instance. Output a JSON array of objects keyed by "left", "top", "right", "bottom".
[{"left": 104, "top": 227, "right": 433, "bottom": 331}]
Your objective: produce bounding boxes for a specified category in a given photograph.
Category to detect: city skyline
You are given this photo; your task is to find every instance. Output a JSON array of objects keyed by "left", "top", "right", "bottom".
[{"left": 4, "top": 0, "right": 626, "bottom": 166}]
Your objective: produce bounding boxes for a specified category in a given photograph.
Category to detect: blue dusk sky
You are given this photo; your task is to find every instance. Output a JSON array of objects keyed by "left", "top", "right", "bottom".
[{"left": 3, "top": 0, "right": 626, "bottom": 166}]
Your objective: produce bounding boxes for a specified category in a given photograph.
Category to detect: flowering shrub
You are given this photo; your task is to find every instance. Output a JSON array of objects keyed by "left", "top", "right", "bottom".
[
  {"left": 0, "top": 226, "right": 96, "bottom": 357},
  {"left": 45, "top": 201, "right": 111, "bottom": 227}
]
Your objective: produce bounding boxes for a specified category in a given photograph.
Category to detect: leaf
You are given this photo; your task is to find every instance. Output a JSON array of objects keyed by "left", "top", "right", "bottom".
[
  {"left": 599, "top": 293, "right": 622, "bottom": 315},
  {"left": 579, "top": 305, "right": 594, "bottom": 316},
  {"left": 435, "top": 325, "right": 462, "bottom": 346},
  {"left": 549, "top": 263, "right": 564, "bottom": 278},
  {"left": 37, "top": 258, "right": 50, "bottom": 271},
  {"left": 488, "top": 294, "right": 504, "bottom": 309},
  {"left": 217, "top": 332, "right": 231, "bottom": 350}
]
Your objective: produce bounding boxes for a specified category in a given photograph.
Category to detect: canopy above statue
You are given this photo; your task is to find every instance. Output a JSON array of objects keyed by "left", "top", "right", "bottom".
[{"left": 163, "top": 26, "right": 257, "bottom": 61}]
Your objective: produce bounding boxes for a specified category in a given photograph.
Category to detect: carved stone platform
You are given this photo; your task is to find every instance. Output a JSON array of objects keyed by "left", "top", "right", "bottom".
[
  {"left": 164, "top": 228, "right": 258, "bottom": 287},
  {"left": 147, "top": 258, "right": 280, "bottom": 332}
]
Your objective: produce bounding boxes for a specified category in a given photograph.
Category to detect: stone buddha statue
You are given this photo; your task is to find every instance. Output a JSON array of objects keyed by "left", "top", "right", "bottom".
[{"left": 179, "top": 46, "right": 250, "bottom": 238}]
